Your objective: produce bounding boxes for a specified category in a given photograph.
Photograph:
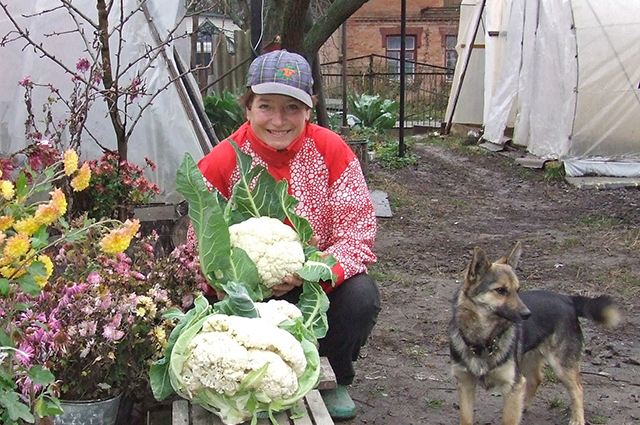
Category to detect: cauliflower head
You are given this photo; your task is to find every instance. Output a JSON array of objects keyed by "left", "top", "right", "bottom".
[
  {"left": 228, "top": 216, "right": 305, "bottom": 289},
  {"left": 181, "top": 312, "right": 307, "bottom": 401},
  {"left": 255, "top": 299, "right": 303, "bottom": 326}
]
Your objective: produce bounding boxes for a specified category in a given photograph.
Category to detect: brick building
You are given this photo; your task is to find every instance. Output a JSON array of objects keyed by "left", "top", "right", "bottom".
[{"left": 320, "top": 0, "right": 461, "bottom": 71}]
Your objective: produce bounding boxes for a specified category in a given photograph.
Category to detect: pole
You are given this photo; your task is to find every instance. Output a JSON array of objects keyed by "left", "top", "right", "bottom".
[
  {"left": 250, "top": 0, "right": 263, "bottom": 57},
  {"left": 341, "top": 23, "right": 349, "bottom": 131},
  {"left": 399, "top": 0, "right": 406, "bottom": 157}
]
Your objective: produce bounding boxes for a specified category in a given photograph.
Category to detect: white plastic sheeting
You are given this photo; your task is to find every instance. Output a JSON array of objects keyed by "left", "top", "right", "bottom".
[
  {"left": 0, "top": 1, "right": 212, "bottom": 203},
  {"left": 447, "top": 0, "right": 640, "bottom": 177}
]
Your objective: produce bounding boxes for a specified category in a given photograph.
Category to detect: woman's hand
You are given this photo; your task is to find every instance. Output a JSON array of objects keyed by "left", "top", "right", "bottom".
[
  {"left": 272, "top": 236, "right": 319, "bottom": 297},
  {"left": 272, "top": 274, "right": 304, "bottom": 297}
]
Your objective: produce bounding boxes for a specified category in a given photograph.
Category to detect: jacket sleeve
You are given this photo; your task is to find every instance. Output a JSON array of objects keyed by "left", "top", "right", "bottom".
[{"left": 320, "top": 158, "right": 377, "bottom": 293}]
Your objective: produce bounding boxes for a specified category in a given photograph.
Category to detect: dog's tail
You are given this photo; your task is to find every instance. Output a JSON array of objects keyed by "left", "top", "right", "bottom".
[{"left": 571, "top": 295, "right": 621, "bottom": 327}]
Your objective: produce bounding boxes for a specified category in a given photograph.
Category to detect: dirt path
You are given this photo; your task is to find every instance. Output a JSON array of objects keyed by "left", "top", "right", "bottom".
[{"left": 344, "top": 138, "right": 640, "bottom": 425}]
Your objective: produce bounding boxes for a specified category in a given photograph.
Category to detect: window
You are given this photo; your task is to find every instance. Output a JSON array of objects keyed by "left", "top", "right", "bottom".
[
  {"left": 386, "top": 35, "right": 416, "bottom": 78},
  {"left": 445, "top": 35, "right": 458, "bottom": 76}
]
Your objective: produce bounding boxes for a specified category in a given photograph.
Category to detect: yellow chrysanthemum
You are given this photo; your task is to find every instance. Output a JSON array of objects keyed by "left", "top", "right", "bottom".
[
  {"left": 35, "top": 254, "right": 54, "bottom": 288},
  {"left": 136, "top": 306, "right": 147, "bottom": 317},
  {"left": 99, "top": 219, "right": 141, "bottom": 254},
  {"left": 71, "top": 162, "right": 91, "bottom": 191},
  {"left": 63, "top": 149, "right": 79, "bottom": 176},
  {"left": 13, "top": 216, "right": 41, "bottom": 236},
  {"left": 4, "top": 233, "right": 30, "bottom": 259},
  {"left": 34, "top": 203, "right": 58, "bottom": 226},
  {"left": 1, "top": 180, "right": 15, "bottom": 201},
  {"left": 0, "top": 216, "right": 13, "bottom": 232},
  {"left": 50, "top": 188, "right": 67, "bottom": 216},
  {"left": 125, "top": 219, "right": 141, "bottom": 237},
  {"left": 0, "top": 265, "right": 26, "bottom": 279}
]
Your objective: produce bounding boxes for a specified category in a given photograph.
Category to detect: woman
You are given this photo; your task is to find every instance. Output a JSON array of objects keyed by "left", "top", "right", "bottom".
[{"left": 193, "top": 49, "right": 381, "bottom": 420}]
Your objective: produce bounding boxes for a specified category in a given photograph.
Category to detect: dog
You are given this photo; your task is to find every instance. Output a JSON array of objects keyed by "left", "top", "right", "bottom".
[{"left": 449, "top": 242, "right": 620, "bottom": 425}]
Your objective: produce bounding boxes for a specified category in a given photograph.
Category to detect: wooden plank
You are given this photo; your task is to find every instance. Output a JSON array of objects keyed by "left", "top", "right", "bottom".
[
  {"left": 304, "top": 390, "right": 333, "bottom": 425},
  {"left": 317, "top": 357, "right": 337, "bottom": 390},
  {"left": 191, "top": 404, "right": 219, "bottom": 425},
  {"left": 172, "top": 400, "right": 190, "bottom": 425},
  {"left": 291, "top": 399, "right": 313, "bottom": 425}
]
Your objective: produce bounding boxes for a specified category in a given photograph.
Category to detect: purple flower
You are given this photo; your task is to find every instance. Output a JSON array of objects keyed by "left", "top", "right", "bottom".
[
  {"left": 76, "top": 58, "right": 91, "bottom": 73},
  {"left": 87, "top": 272, "right": 103, "bottom": 285},
  {"left": 102, "top": 324, "right": 125, "bottom": 341}
]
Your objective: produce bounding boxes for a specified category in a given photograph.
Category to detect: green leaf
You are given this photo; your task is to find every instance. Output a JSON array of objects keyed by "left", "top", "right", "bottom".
[
  {"left": 223, "top": 248, "right": 262, "bottom": 298},
  {"left": 34, "top": 396, "right": 63, "bottom": 418},
  {"left": 0, "top": 391, "right": 34, "bottom": 422},
  {"left": 17, "top": 274, "right": 41, "bottom": 296},
  {"left": 26, "top": 261, "right": 47, "bottom": 279},
  {"left": 26, "top": 365, "right": 55, "bottom": 385},
  {"left": 228, "top": 141, "right": 314, "bottom": 243},
  {"left": 0, "top": 278, "right": 9, "bottom": 297},
  {"left": 228, "top": 140, "right": 282, "bottom": 221},
  {"left": 297, "top": 246, "right": 338, "bottom": 285},
  {"left": 151, "top": 295, "right": 212, "bottom": 401},
  {"left": 213, "top": 281, "right": 260, "bottom": 318},
  {"left": 296, "top": 281, "right": 330, "bottom": 340},
  {"left": 237, "top": 363, "right": 268, "bottom": 393},
  {"left": 30, "top": 225, "right": 48, "bottom": 249},
  {"left": 14, "top": 171, "right": 30, "bottom": 200},
  {"left": 0, "top": 328, "right": 13, "bottom": 347},
  {"left": 175, "top": 153, "right": 231, "bottom": 292}
]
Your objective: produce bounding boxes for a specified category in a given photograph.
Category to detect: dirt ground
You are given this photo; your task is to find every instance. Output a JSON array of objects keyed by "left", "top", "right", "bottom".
[{"left": 343, "top": 136, "right": 640, "bottom": 425}]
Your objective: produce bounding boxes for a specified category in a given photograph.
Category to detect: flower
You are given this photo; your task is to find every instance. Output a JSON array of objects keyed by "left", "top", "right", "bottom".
[
  {"left": 5, "top": 229, "right": 202, "bottom": 402},
  {"left": 1, "top": 180, "right": 15, "bottom": 200},
  {"left": 99, "top": 219, "right": 140, "bottom": 254},
  {"left": 0, "top": 147, "right": 173, "bottom": 415},
  {"left": 71, "top": 162, "right": 91, "bottom": 191},
  {"left": 63, "top": 149, "right": 79, "bottom": 175},
  {"left": 70, "top": 152, "right": 159, "bottom": 219}
]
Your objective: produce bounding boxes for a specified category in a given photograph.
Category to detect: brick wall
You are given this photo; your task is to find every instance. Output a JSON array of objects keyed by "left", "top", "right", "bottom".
[{"left": 319, "top": 0, "right": 460, "bottom": 69}]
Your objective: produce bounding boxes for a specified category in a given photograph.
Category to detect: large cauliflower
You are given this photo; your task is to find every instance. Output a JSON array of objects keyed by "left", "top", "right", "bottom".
[
  {"left": 229, "top": 216, "right": 305, "bottom": 289},
  {"left": 181, "top": 305, "right": 307, "bottom": 402}
]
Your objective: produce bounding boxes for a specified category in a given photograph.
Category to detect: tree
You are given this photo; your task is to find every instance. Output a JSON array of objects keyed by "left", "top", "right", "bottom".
[
  {"left": 222, "top": 0, "right": 369, "bottom": 126},
  {"left": 0, "top": 0, "right": 219, "bottom": 219},
  {"left": 0, "top": 0, "right": 216, "bottom": 163}
]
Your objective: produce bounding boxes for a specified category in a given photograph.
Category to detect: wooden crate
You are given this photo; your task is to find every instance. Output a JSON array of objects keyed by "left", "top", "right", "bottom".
[{"left": 171, "top": 358, "right": 336, "bottom": 425}]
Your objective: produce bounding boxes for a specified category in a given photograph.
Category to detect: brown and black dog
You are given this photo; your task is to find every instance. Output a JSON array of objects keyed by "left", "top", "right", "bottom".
[{"left": 449, "top": 242, "right": 620, "bottom": 425}]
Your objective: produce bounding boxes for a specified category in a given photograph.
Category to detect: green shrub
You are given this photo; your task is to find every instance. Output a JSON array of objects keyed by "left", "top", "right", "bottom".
[
  {"left": 372, "top": 138, "right": 420, "bottom": 170},
  {"left": 203, "top": 90, "right": 245, "bottom": 140},
  {"left": 347, "top": 93, "right": 399, "bottom": 132}
]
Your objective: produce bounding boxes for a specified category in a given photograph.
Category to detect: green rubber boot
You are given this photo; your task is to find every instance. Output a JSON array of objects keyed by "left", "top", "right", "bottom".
[{"left": 320, "top": 385, "right": 357, "bottom": 421}]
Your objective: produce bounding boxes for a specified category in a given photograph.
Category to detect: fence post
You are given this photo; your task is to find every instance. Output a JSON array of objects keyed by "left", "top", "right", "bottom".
[{"left": 367, "top": 54, "right": 374, "bottom": 94}]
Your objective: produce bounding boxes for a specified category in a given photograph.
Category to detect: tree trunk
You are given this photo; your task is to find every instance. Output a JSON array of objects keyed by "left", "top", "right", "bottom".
[{"left": 97, "top": 0, "right": 127, "bottom": 162}]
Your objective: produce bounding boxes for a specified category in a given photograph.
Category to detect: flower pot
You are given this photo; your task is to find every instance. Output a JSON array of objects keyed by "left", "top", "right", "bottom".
[{"left": 53, "top": 392, "right": 122, "bottom": 425}]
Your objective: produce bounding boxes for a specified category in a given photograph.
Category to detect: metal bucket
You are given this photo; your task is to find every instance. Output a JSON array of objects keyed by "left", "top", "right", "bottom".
[{"left": 53, "top": 392, "right": 122, "bottom": 425}]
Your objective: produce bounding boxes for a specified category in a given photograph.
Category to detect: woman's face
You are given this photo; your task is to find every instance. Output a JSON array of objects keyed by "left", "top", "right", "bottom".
[{"left": 246, "top": 94, "right": 311, "bottom": 150}]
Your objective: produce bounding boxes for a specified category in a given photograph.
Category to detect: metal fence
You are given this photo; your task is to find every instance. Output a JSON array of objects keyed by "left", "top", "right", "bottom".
[{"left": 320, "top": 54, "right": 453, "bottom": 129}]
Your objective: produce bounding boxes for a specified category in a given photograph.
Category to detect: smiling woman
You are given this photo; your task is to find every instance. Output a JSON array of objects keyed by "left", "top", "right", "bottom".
[{"left": 190, "top": 50, "right": 382, "bottom": 421}]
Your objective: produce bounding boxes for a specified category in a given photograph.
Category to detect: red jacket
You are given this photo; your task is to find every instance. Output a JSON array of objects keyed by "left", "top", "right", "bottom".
[{"left": 193, "top": 121, "right": 377, "bottom": 293}]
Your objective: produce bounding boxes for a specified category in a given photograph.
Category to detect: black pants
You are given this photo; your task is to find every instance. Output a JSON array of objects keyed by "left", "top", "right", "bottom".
[{"left": 281, "top": 273, "right": 381, "bottom": 385}]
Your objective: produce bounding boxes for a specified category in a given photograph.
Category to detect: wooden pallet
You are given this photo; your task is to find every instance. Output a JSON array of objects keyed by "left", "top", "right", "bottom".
[{"left": 172, "top": 357, "right": 336, "bottom": 425}]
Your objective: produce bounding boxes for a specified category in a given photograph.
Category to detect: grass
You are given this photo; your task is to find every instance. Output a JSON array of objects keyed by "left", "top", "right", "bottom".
[
  {"left": 543, "top": 162, "right": 566, "bottom": 182},
  {"left": 424, "top": 398, "right": 445, "bottom": 409},
  {"left": 543, "top": 366, "right": 559, "bottom": 383},
  {"left": 549, "top": 397, "right": 568, "bottom": 409},
  {"left": 588, "top": 415, "right": 609, "bottom": 424}
]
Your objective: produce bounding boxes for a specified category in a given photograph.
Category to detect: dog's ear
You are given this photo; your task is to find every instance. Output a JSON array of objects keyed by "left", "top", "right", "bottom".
[
  {"left": 466, "top": 246, "right": 490, "bottom": 286},
  {"left": 505, "top": 241, "right": 522, "bottom": 269}
]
